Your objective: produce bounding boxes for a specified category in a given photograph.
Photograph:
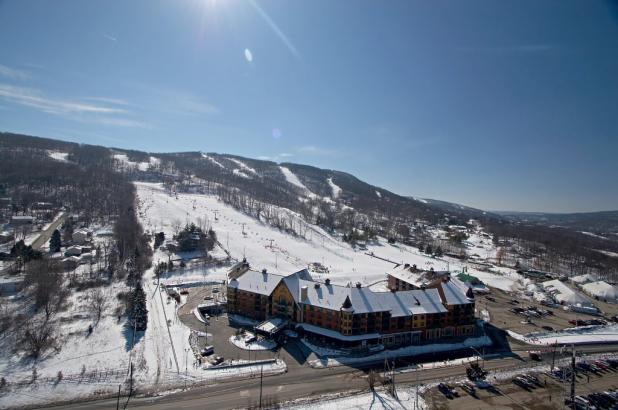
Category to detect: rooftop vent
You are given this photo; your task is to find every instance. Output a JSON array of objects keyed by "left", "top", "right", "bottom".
[
  {"left": 325, "top": 278, "right": 331, "bottom": 285},
  {"left": 355, "top": 282, "right": 362, "bottom": 289},
  {"left": 262, "top": 268, "right": 267, "bottom": 274},
  {"left": 314, "top": 283, "right": 321, "bottom": 289},
  {"left": 404, "top": 263, "right": 410, "bottom": 268}
]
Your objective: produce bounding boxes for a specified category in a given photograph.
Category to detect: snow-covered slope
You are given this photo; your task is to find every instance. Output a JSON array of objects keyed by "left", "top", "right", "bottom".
[{"left": 135, "top": 182, "right": 520, "bottom": 290}]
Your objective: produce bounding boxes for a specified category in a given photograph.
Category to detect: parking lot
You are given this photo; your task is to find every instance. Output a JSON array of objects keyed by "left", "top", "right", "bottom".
[
  {"left": 425, "top": 357, "right": 618, "bottom": 409},
  {"left": 175, "top": 283, "right": 315, "bottom": 370},
  {"left": 481, "top": 286, "right": 618, "bottom": 337}
]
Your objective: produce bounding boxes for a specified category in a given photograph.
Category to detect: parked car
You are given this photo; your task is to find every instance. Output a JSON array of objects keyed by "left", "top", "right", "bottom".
[
  {"left": 209, "top": 356, "right": 224, "bottom": 366},
  {"left": 541, "top": 325, "right": 554, "bottom": 331},
  {"left": 244, "top": 334, "right": 257, "bottom": 344},
  {"left": 212, "top": 287, "right": 220, "bottom": 293},
  {"left": 438, "top": 383, "right": 454, "bottom": 399},
  {"left": 200, "top": 345, "right": 214, "bottom": 356}
]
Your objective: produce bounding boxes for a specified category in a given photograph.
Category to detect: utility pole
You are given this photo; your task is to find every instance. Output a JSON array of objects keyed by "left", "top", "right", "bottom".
[
  {"left": 184, "top": 348, "right": 189, "bottom": 390},
  {"left": 570, "top": 344, "right": 576, "bottom": 410},
  {"left": 392, "top": 360, "right": 397, "bottom": 398},
  {"left": 116, "top": 384, "right": 121, "bottom": 410},
  {"left": 259, "top": 365, "right": 264, "bottom": 408},
  {"left": 551, "top": 343, "right": 557, "bottom": 372}
]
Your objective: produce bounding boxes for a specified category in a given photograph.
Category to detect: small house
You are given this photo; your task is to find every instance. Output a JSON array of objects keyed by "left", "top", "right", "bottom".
[
  {"left": 62, "top": 256, "right": 81, "bottom": 270},
  {"left": 73, "top": 229, "right": 92, "bottom": 245},
  {"left": 64, "top": 245, "right": 83, "bottom": 257},
  {"left": 10, "top": 215, "right": 34, "bottom": 226}
]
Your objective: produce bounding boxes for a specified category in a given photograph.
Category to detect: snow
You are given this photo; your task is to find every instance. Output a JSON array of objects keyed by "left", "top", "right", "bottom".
[
  {"left": 229, "top": 334, "right": 277, "bottom": 351},
  {"left": 232, "top": 169, "right": 252, "bottom": 179},
  {"left": 280, "top": 166, "right": 308, "bottom": 190},
  {"left": 307, "top": 335, "right": 492, "bottom": 368},
  {"left": 582, "top": 281, "right": 618, "bottom": 302},
  {"left": 285, "top": 387, "right": 425, "bottom": 410},
  {"left": 581, "top": 231, "right": 608, "bottom": 240},
  {"left": 113, "top": 153, "right": 150, "bottom": 171},
  {"left": 47, "top": 150, "right": 69, "bottom": 162},
  {"left": 202, "top": 153, "right": 225, "bottom": 169},
  {"left": 327, "top": 177, "right": 341, "bottom": 199},
  {"left": 135, "top": 182, "right": 522, "bottom": 297},
  {"left": 412, "top": 197, "right": 428, "bottom": 204},
  {"left": 542, "top": 279, "right": 590, "bottom": 305},
  {"left": 596, "top": 249, "right": 618, "bottom": 258},
  {"left": 507, "top": 324, "right": 618, "bottom": 346},
  {"left": 227, "top": 157, "right": 258, "bottom": 176},
  {"left": 571, "top": 273, "right": 596, "bottom": 285},
  {"left": 375, "top": 190, "right": 382, "bottom": 198}
]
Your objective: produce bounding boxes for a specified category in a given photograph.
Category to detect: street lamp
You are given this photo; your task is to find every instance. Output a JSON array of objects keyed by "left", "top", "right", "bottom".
[{"left": 184, "top": 348, "right": 190, "bottom": 390}]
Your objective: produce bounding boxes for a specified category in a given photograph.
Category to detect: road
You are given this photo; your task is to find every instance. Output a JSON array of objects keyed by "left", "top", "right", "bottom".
[
  {"left": 31, "top": 212, "right": 67, "bottom": 250},
  {"left": 48, "top": 344, "right": 618, "bottom": 410}
]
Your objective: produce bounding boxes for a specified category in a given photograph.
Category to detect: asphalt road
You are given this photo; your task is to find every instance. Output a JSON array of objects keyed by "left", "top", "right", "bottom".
[
  {"left": 31, "top": 213, "right": 67, "bottom": 251},
  {"left": 47, "top": 344, "right": 618, "bottom": 410}
]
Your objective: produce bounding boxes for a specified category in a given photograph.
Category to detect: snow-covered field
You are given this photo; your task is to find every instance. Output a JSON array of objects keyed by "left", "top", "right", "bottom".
[
  {"left": 307, "top": 335, "right": 493, "bottom": 369},
  {"left": 285, "top": 387, "right": 425, "bottom": 410},
  {"left": 135, "top": 182, "right": 519, "bottom": 291},
  {"left": 508, "top": 324, "right": 618, "bottom": 346}
]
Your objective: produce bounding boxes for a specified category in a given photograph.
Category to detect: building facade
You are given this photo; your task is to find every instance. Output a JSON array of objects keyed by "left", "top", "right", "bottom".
[{"left": 227, "top": 266, "right": 476, "bottom": 348}]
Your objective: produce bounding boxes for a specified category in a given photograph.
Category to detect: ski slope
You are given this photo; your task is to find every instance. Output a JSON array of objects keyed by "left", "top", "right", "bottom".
[{"left": 135, "top": 182, "right": 518, "bottom": 289}]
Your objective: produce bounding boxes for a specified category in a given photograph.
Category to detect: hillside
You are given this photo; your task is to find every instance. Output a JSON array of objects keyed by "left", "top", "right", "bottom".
[{"left": 2, "top": 131, "right": 618, "bottom": 275}]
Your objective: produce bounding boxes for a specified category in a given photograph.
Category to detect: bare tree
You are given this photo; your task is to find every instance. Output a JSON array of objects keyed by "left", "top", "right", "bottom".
[
  {"left": 24, "top": 260, "right": 67, "bottom": 321},
  {"left": 20, "top": 318, "right": 58, "bottom": 358},
  {"left": 87, "top": 289, "right": 108, "bottom": 324}
]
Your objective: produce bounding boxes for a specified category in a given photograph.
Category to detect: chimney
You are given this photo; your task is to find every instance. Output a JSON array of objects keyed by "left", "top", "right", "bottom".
[
  {"left": 314, "top": 283, "right": 320, "bottom": 289},
  {"left": 355, "top": 282, "right": 362, "bottom": 289},
  {"left": 404, "top": 263, "right": 410, "bottom": 269},
  {"left": 301, "top": 285, "right": 308, "bottom": 301},
  {"left": 325, "top": 278, "right": 331, "bottom": 285},
  {"left": 262, "top": 268, "right": 267, "bottom": 275}
]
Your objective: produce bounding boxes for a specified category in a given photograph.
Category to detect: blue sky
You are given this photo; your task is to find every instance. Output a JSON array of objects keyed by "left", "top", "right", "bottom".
[{"left": 1, "top": 0, "right": 617, "bottom": 212}]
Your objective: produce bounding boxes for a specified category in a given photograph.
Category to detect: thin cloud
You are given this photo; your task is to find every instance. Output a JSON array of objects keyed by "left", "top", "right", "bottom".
[
  {"left": 248, "top": 0, "right": 301, "bottom": 60},
  {"left": 0, "top": 63, "right": 30, "bottom": 81},
  {"left": 297, "top": 145, "right": 338, "bottom": 157},
  {"left": 156, "top": 89, "right": 220, "bottom": 116},
  {"left": 0, "top": 84, "right": 126, "bottom": 115},
  {"left": 103, "top": 34, "right": 117, "bottom": 41},
  {"left": 83, "top": 96, "right": 132, "bottom": 106},
  {"left": 0, "top": 83, "right": 149, "bottom": 128}
]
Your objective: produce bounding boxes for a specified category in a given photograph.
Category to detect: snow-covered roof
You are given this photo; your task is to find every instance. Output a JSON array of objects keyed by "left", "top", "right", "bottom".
[
  {"left": 232, "top": 267, "right": 463, "bottom": 316},
  {"left": 542, "top": 279, "right": 589, "bottom": 305},
  {"left": 439, "top": 278, "right": 473, "bottom": 306},
  {"left": 350, "top": 287, "right": 447, "bottom": 316},
  {"left": 227, "top": 270, "right": 284, "bottom": 296},
  {"left": 570, "top": 274, "right": 596, "bottom": 284},
  {"left": 284, "top": 271, "right": 448, "bottom": 315},
  {"left": 255, "top": 317, "right": 287, "bottom": 334},
  {"left": 388, "top": 265, "right": 449, "bottom": 288},
  {"left": 582, "top": 281, "right": 618, "bottom": 301}
]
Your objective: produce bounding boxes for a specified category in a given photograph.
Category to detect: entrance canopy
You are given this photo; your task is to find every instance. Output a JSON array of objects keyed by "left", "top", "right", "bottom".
[{"left": 255, "top": 317, "right": 287, "bottom": 337}]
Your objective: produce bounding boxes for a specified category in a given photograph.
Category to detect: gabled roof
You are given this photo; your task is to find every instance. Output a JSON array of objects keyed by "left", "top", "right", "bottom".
[
  {"left": 228, "top": 270, "right": 284, "bottom": 296},
  {"left": 388, "top": 265, "right": 450, "bottom": 288},
  {"left": 438, "top": 277, "right": 473, "bottom": 305},
  {"left": 350, "top": 287, "right": 447, "bottom": 316}
]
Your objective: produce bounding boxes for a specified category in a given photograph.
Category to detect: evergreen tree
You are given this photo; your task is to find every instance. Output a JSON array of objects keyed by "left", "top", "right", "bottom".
[
  {"left": 49, "top": 229, "right": 61, "bottom": 253},
  {"left": 425, "top": 244, "right": 433, "bottom": 255},
  {"left": 128, "top": 285, "right": 148, "bottom": 331},
  {"left": 435, "top": 246, "right": 443, "bottom": 257}
]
